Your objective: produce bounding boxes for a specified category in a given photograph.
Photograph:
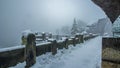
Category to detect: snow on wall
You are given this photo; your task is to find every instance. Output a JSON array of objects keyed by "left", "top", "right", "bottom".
[
  {"left": 0, "top": 45, "right": 25, "bottom": 52},
  {"left": 22, "top": 29, "right": 33, "bottom": 37},
  {"left": 11, "top": 36, "right": 102, "bottom": 68}
]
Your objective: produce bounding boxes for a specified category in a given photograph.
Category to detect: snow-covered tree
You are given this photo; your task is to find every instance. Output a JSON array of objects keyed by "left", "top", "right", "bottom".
[
  {"left": 56, "top": 29, "right": 60, "bottom": 40},
  {"left": 77, "top": 20, "right": 87, "bottom": 33},
  {"left": 61, "top": 26, "right": 71, "bottom": 35},
  {"left": 71, "top": 18, "right": 79, "bottom": 35}
]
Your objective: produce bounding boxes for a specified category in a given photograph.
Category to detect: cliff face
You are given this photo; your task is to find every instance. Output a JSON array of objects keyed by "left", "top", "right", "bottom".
[{"left": 92, "top": 0, "right": 120, "bottom": 23}]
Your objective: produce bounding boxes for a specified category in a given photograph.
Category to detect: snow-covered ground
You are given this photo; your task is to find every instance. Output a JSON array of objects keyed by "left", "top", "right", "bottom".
[{"left": 10, "top": 36, "right": 102, "bottom": 68}]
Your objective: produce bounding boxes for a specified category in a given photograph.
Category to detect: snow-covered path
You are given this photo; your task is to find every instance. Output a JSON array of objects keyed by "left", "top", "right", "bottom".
[
  {"left": 60, "top": 36, "right": 102, "bottom": 68},
  {"left": 11, "top": 36, "right": 102, "bottom": 68}
]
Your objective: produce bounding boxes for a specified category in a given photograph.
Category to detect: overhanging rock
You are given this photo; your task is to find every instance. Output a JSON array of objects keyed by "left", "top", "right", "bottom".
[{"left": 92, "top": 0, "right": 120, "bottom": 23}]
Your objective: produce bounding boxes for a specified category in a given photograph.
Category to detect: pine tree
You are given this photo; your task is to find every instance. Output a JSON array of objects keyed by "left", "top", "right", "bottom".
[{"left": 71, "top": 18, "right": 79, "bottom": 35}]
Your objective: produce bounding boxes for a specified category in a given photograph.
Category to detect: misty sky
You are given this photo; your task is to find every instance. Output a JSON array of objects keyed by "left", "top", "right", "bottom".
[{"left": 0, "top": 0, "right": 106, "bottom": 48}]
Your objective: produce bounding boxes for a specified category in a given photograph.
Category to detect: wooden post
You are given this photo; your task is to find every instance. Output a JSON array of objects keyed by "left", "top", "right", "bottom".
[
  {"left": 25, "top": 34, "right": 36, "bottom": 68},
  {"left": 64, "top": 38, "right": 68, "bottom": 49},
  {"left": 49, "top": 33, "right": 52, "bottom": 38},
  {"left": 21, "top": 36, "right": 27, "bottom": 45},
  {"left": 72, "top": 38, "right": 76, "bottom": 46},
  {"left": 75, "top": 35, "right": 80, "bottom": 43},
  {"left": 42, "top": 32, "right": 46, "bottom": 41},
  {"left": 51, "top": 40, "right": 57, "bottom": 55},
  {"left": 80, "top": 35, "right": 84, "bottom": 43},
  {"left": 56, "top": 35, "right": 59, "bottom": 40}
]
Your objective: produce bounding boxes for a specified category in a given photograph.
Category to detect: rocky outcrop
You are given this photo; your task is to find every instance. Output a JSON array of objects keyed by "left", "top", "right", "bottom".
[
  {"left": 92, "top": 0, "right": 120, "bottom": 23},
  {"left": 102, "top": 37, "right": 120, "bottom": 68}
]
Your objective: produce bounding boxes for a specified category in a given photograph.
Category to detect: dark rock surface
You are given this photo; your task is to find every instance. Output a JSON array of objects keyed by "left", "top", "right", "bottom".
[{"left": 92, "top": 0, "right": 120, "bottom": 23}]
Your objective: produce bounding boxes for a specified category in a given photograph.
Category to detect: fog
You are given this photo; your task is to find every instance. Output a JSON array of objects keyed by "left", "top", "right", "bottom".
[{"left": 0, "top": 0, "right": 106, "bottom": 48}]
